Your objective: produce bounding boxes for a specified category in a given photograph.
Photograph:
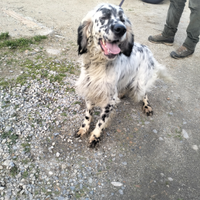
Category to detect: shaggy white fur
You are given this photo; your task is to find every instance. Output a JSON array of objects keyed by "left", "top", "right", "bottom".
[{"left": 75, "top": 3, "right": 170, "bottom": 148}]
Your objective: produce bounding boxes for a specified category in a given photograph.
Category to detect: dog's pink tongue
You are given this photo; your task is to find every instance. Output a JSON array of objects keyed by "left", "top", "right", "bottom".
[{"left": 105, "top": 42, "right": 121, "bottom": 54}]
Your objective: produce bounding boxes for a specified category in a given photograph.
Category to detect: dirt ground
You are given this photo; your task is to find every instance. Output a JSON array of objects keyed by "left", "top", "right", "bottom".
[{"left": 1, "top": 0, "right": 200, "bottom": 199}]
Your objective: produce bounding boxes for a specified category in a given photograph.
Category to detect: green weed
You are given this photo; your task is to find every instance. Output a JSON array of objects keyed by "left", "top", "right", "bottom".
[
  {"left": 21, "top": 143, "right": 31, "bottom": 153},
  {"left": 10, "top": 165, "right": 18, "bottom": 177},
  {"left": 0, "top": 34, "right": 47, "bottom": 49},
  {"left": 0, "top": 32, "right": 9, "bottom": 40}
]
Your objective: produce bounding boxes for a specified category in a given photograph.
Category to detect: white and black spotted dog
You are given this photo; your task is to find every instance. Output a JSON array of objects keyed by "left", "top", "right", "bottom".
[{"left": 75, "top": 3, "right": 170, "bottom": 148}]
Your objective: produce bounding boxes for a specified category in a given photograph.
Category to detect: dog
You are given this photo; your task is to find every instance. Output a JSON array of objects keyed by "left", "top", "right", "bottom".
[{"left": 75, "top": 3, "right": 170, "bottom": 148}]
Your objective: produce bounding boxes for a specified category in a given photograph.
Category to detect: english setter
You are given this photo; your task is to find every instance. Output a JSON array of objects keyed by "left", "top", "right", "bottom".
[{"left": 75, "top": 3, "right": 170, "bottom": 148}]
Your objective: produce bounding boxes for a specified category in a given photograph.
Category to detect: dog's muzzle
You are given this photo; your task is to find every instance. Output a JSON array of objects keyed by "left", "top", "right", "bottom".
[
  {"left": 113, "top": 24, "right": 126, "bottom": 38},
  {"left": 100, "top": 23, "right": 126, "bottom": 59}
]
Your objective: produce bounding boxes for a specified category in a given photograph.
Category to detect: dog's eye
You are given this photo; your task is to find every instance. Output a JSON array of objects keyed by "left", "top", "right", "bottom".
[
  {"left": 120, "top": 16, "right": 125, "bottom": 23},
  {"left": 100, "top": 16, "right": 107, "bottom": 20}
]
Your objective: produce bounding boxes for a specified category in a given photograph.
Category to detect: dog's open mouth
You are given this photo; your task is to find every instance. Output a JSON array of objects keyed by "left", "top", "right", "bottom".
[{"left": 100, "top": 39, "right": 121, "bottom": 59}]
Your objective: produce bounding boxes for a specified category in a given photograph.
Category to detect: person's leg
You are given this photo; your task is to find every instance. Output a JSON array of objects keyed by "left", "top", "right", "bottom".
[
  {"left": 183, "top": 0, "right": 200, "bottom": 51},
  {"left": 148, "top": 0, "right": 186, "bottom": 45},
  {"left": 162, "top": 0, "right": 187, "bottom": 38}
]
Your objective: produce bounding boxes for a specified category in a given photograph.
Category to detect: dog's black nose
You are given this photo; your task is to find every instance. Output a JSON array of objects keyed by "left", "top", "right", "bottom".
[{"left": 113, "top": 24, "right": 126, "bottom": 37}]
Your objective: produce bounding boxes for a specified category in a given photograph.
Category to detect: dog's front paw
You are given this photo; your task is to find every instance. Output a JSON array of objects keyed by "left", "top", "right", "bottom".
[
  {"left": 74, "top": 128, "right": 87, "bottom": 138},
  {"left": 88, "top": 135, "right": 101, "bottom": 148},
  {"left": 142, "top": 95, "right": 153, "bottom": 116}
]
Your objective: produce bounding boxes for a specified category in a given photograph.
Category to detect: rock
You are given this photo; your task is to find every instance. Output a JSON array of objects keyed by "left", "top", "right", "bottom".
[
  {"left": 168, "top": 177, "right": 173, "bottom": 181},
  {"left": 49, "top": 171, "right": 53, "bottom": 176},
  {"left": 2, "top": 160, "right": 14, "bottom": 167},
  {"left": 119, "top": 189, "right": 124, "bottom": 195},
  {"left": 111, "top": 182, "right": 123, "bottom": 187},
  {"left": 182, "top": 129, "right": 189, "bottom": 139},
  {"left": 4, "top": 126, "right": 12, "bottom": 132},
  {"left": 153, "top": 129, "right": 157, "bottom": 134},
  {"left": 46, "top": 48, "right": 61, "bottom": 55},
  {"left": 56, "top": 152, "right": 60, "bottom": 157},
  {"left": 192, "top": 145, "right": 198, "bottom": 151},
  {"left": 70, "top": 186, "right": 75, "bottom": 191},
  {"left": 160, "top": 173, "right": 165, "bottom": 177},
  {"left": 88, "top": 178, "right": 93, "bottom": 184},
  {"left": 54, "top": 132, "right": 59, "bottom": 136}
]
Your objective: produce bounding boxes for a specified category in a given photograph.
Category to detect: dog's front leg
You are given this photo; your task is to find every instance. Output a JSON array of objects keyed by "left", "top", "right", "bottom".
[
  {"left": 75, "top": 100, "right": 94, "bottom": 138},
  {"left": 88, "top": 102, "right": 116, "bottom": 148}
]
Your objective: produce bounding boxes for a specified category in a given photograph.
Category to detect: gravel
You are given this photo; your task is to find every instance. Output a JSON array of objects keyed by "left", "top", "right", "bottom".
[{"left": 0, "top": 59, "right": 130, "bottom": 199}]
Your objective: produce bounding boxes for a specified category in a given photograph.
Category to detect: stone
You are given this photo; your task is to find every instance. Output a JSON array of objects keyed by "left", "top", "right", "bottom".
[
  {"left": 153, "top": 129, "right": 157, "bottom": 134},
  {"left": 111, "top": 182, "right": 123, "bottom": 187},
  {"left": 56, "top": 152, "right": 60, "bottom": 157},
  {"left": 192, "top": 145, "right": 198, "bottom": 151},
  {"left": 168, "top": 177, "right": 173, "bottom": 181},
  {"left": 182, "top": 129, "right": 189, "bottom": 139},
  {"left": 119, "top": 189, "right": 124, "bottom": 195},
  {"left": 49, "top": 171, "right": 53, "bottom": 175},
  {"left": 5, "top": 126, "right": 12, "bottom": 132}
]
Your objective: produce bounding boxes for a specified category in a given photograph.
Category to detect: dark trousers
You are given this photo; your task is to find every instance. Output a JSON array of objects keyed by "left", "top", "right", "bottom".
[{"left": 162, "top": 0, "right": 200, "bottom": 51}]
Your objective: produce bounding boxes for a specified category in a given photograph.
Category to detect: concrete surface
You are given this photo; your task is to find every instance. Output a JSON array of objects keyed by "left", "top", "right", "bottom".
[{"left": 0, "top": 0, "right": 200, "bottom": 199}]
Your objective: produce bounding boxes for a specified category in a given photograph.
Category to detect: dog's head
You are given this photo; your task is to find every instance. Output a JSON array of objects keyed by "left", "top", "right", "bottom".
[{"left": 77, "top": 3, "right": 134, "bottom": 59}]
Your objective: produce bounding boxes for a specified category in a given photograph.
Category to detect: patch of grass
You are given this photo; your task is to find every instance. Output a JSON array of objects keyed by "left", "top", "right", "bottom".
[
  {"left": 61, "top": 112, "right": 67, "bottom": 117},
  {"left": 21, "top": 143, "right": 31, "bottom": 153},
  {"left": 174, "top": 127, "right": 183, "bottom": 140},
  {"left": 75, "top": 189, "right": 85, "bottom": 199},
  {"left": 21, "top": 159, "right": 30, "bottom": 164},
  {"left": 34, "top": 168, "right": 40, "bottom": 179},
  {"left": 0, "top": 32, "right": 9, "bottom": 40},
  {"left": 10, "top": 165, "right": 18, "bottom": 177},
  {"left": 1, "top": 130, "right": 19, "bottom": 144},
  {"left": 0, "top": 79, "right": 10, "bottom": 88},
  {"left": 22, "top": 170, "right": 29, "bottom": 178},
  {"left": 50, "top": 73, "right": 66, "bottom": 83},
  {"left": 16, "top": 73, "right": 30, "bottom": 85},
  {"left": 66, "top": 87, "right": 75, "bottom": 93},
  {"left": 0, "top": 34, "right": 47, "bottom": 49},
  {"left": 74, "top": 101, "right": 81, "bottom": 105}
]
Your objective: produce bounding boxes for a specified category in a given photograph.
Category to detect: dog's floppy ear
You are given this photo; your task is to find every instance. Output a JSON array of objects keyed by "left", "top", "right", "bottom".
[
  {"left": 77, "top": 11, "right": 94, "bottom": 55},
  {"left": 119, "top": 19, "right": 134, "bottom": 57}
]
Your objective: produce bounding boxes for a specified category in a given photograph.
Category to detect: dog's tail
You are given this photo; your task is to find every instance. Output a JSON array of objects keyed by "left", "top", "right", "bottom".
[{"left": 156, "top": 63, "right": 174, "bottom": 83}]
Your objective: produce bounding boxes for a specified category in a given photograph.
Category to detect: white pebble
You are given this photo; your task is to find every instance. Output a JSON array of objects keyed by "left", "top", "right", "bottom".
[
  {"left": 192, "top": 145, "right": 198, "bottom": 151},
  {"left": 153, "top": 129, "right": 157, "bottom": 134},
  {"left": 111, "top": 182, "right": 123, "bottom": 187},
  {"left": 49, "top": 171, "right": 53, "bottom": 175},
  {"left": 182, "top": 129, "right": 189, "bottom": 139},
  {"left": 168, "top": 177, "right": 173, "bottom": 181},
  {"left": 56, "top": 152, "right": 60, "bottom": 157}
]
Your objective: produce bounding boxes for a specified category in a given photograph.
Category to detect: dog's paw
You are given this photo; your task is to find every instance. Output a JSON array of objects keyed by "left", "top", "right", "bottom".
[
  {"left": 88, "top": 135, "right": 100, "bottom": 148},
  {"left": 74, "top": 128, "right": 87, "bottom": 138},
  {"left": 142, "top": 96, "right": 153, "bottom": 116},
  {"left": 143, "top": 104, "right": 153, "bottom": 116}
]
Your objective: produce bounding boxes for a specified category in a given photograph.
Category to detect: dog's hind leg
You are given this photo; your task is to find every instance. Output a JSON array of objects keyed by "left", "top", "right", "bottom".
[
  {"left": 74, "top": 100, "right": 94, "bottom": 138},
  {"left": 88, "top": 102, "right": 115, "bottom": 148},
  {"left": 142, "top": 94, "right": 153, "bottom": 116}
]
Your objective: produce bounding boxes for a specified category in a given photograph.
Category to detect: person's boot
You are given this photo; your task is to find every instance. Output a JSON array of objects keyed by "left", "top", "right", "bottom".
[
  {"left": 148, "top": 33, "right": 174, "bottom": 46},
  {"left": 170, "top": 46, "right": 194, "bottom": 59}
]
